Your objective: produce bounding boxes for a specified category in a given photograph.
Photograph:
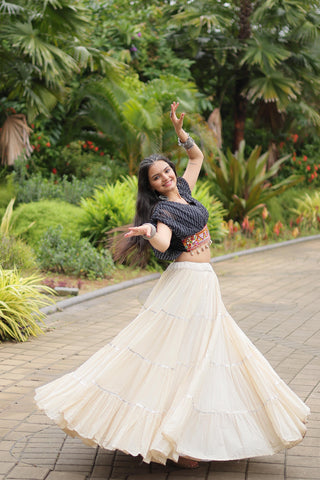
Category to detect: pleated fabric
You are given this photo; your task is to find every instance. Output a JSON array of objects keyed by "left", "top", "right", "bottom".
[{"left": 35, "top": 262, "right": 310, "bottom": 464}]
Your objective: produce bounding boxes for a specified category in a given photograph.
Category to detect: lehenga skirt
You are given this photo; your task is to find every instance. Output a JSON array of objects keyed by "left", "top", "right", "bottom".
[{"left": 35, "top": 262, "right": 310, "bottom": 464}]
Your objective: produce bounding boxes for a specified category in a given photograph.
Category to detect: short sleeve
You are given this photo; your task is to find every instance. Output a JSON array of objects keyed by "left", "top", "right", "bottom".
[{"left": 177, "top": 177, "right": 191, "bottom": 197}]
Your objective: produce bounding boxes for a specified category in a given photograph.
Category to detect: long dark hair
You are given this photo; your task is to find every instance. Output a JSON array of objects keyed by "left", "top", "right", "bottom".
[{"left": 112, "top": 154, "right": 177, "bottom": 265}]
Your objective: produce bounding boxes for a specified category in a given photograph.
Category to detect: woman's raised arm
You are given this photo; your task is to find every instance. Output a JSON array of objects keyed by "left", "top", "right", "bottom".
[{"left": 170, "top": 101, "right": 204, "bottom": 191}]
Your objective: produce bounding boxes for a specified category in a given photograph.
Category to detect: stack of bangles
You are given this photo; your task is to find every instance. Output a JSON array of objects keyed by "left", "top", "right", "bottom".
[{"left": 142, "top": 224, "right": 157, "bottom": 240}]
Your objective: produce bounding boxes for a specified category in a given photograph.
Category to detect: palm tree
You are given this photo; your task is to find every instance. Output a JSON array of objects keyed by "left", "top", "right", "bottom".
[
  {"left": 166, "top": 0, "right": 320, "bottom": 151},
  {"left": 0, "top": 0, "right": 122, "bottom": 164}
]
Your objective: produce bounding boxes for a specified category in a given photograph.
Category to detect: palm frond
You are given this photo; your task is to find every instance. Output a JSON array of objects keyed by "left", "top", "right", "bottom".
[{"left": 246, "top": 72, "right": 300, "bottom": 108}]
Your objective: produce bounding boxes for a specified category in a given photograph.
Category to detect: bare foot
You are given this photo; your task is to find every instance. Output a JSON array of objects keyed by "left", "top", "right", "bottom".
[{"left": 177, "top": 457, "right": 199, "bottom": 469}]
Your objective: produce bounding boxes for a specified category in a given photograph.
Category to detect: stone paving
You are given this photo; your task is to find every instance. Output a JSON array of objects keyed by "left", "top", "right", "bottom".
[{"left": 0, "top": 239, "right": 319, "bottom": 480}]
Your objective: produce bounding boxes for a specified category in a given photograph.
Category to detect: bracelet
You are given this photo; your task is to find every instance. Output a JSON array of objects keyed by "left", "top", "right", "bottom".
[
  {"left": 142, "top": 223, "right": 157, "bottom": 240},
  {"left": 178, "top": 134, "right": 195, "bottom": 150}
]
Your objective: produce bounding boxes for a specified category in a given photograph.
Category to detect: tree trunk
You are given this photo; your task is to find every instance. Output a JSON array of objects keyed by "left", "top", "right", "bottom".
[
  {"left": 233, "top": 0, "right": 253, "bottom": 152},
  {"left": 233, "top": 72, "right": 248, "bottom": 152}
]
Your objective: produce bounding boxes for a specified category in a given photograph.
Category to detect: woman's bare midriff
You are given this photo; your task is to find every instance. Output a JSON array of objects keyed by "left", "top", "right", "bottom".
[{"left": 174, "top": 241, "right": 211, "bottom": 263}]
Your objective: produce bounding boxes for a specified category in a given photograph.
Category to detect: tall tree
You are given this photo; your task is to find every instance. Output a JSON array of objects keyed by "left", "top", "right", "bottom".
[
  {"left": 0, "top": 0, "right": 117, "bottom": 121},
  {"left": 165, "top": 0, "right": 320, "bottom": 151}
]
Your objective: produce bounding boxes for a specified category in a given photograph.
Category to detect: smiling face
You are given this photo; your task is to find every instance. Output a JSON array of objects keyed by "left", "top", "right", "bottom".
[{"left": 148, "top": 160, "right": 177, "bottom": 196}]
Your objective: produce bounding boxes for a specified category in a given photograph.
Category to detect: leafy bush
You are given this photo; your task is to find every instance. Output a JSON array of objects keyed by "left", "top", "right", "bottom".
[
  {"left": 11, "top": 200, "right": 85, "bottom": 247},
  {"left": 277, "top": 133, "right": 320, "bottom": 187},
  {"left": 205, "top": 140, "right": 303, "bottom": 222},
  {"left": 0, "top": 199, "right": 37, "bottom": 271},
  {"left": 13, "top": 173, "right": 103, "bottom": 205},
  {"left": 0, "top": 267, "right": 54, "bottom": 342},
  {"left": 192, "top": 181, "right": 226, "bottom": 242},
  {"left": 265, "top": 187, "right": 308, "bottom": 225},
  {"left": 36, "top": 226, "right": 114, "bottom": 279},
  {"left": 0, "top": 235, "right": 37, "bottom": 271},
  {"left": 80, "top": 176, "right": 138, "bottom": 244},
  {"left": 291, "top": 191, "right": 320, "bottom": 231}
]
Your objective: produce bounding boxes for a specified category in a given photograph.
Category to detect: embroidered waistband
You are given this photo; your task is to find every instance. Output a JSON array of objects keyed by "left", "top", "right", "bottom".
[{"left": 182, "top": 224, "right": 211, "bottom": 252}]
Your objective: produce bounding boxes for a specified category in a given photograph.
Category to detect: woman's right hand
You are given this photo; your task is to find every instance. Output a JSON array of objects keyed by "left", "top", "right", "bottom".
[{"left": 124, "top": 224, "right": 154, "bottom": 238}]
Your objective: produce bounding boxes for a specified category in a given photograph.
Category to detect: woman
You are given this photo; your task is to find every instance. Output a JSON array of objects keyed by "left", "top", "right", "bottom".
[{"left": 35, "top": 102, "right": 309, "bottom": 468}]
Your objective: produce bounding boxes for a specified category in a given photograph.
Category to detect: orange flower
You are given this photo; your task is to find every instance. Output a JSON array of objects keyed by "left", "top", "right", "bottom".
[
  {"left": 273, "top": 221, "right": 283, "bottom": 236},
  {"left": 262, "top": 207, "right": 269, "bottom": 220},
  {"left": 292, "top": 227, "right": 299, "bottom": 238}
]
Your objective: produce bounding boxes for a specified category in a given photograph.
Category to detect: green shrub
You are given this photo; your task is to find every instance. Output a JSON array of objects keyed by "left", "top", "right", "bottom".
[
  {"left": 80, "top": 176, "right": 138, "bottom": 244},
  {"left": 291, "top": 191, "right": 320, "bottom": 230},
  {"left": 11, "top": 200, "right": 85, "bottom": 247},
  {"left": 0, "top": 267, "right": 54, "bottom": 342},
  {"left": 265, "top": 187, "right": 308, "bottom": 225},
  {"left": 192, "top": 181, "right": 227, "bottom": 243},
  {"left": 36, "top": 226, "right": 114, "bottom": 279},
  {"left": 13, "top": 173, "right": 103, "bottom": 205},
  {"left": 0, "top": 235, "right": 37, "bottom": 271},
  {"left": 205, "top": 140, "right": 303, "bottom": 222}
]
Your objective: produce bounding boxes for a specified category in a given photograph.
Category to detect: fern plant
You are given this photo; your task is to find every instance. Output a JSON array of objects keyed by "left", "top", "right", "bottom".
[
  {"left": 0, "top": 268, "right": 54, "bottom": 342},
  {"left": 205, "top": 140, "right": 303, "bottom": 222}
]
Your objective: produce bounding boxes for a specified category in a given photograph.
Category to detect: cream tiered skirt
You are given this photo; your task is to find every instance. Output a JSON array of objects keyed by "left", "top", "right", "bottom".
[{"left": 35, "top": 262, "right": 309, "bottom": 464}]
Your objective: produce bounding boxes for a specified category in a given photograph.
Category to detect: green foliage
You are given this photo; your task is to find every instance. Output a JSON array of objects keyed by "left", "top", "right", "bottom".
[
  {"left": 276, "top": 133, "right": 320, "bottom": 187},
  {"left": 291, "top": 191, "right": 320, "bottom": 230},
  {"left": 36, "top": 226, "right": 114, "bottom": 279},
  {"left": 192, "top": 182, "right": 227, "bottom": 243},
  {"left": 0, "top": 267, "right": 54, "bottom": 342},
  {"left": 80, "top": 176, "right": 138, "bottom": 244},
  {"left": 0, "top": 0, "right": 118, "bottom": 120},
  {"left": 0, "top": 197, "right": 38, "bottom": 271},
  {"left": 205, "top": 140, "right": 303, "bottom": 222},
  {"left": 11, "top": 200, "right": 85, "bottom": 247},
  {"left": 265, "top": 187, "right": 308, "bottom": 225},
  {"left": 165, "top": 0, "right": 320, "bottom": 150},
  {"left": 0, "top": 235, "right": 37, "bottom": 272}
]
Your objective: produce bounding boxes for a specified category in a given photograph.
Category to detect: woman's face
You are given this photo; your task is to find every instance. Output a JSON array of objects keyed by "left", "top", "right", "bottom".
[{"left": 148, "top": 160, "right": 177, "bottom": 196}]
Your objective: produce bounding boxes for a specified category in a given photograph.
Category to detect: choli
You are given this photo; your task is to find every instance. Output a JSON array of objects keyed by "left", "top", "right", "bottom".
[
  {"left": 182, "top": 224, "right": 212, "bottom": 256},
  {"left": 150, "top": 177, "right": 210, "bottom": 261}
]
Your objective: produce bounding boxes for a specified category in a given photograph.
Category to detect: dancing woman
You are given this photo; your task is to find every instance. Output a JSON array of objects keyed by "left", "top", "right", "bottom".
[{"left": 35, "top": 102, "right": 309, "bottom": 467}]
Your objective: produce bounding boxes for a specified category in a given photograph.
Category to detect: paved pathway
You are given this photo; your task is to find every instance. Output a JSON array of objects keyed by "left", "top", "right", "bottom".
[{"left": 0, "top": 240, "right": 319, "bottom": 480}]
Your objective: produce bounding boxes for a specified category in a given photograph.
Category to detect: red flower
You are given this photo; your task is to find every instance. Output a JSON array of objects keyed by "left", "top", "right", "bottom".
[
  {"left": 87, "top": 140, "right": 93, "bottom": 145},
  {"left": 26, "top": 164, "right": 29, "bottom": 169},
  {"left": 52, "top": 168, "right": 57, "bottom": 174},
  {"left": 94, "top": 146, "right": 99, "bottom": 151},
  {"left": 89, "top": 144, "right": 94, "bottom": 149},
  {"left": 100, "top": 152, "right": 104, "bottom": 156},
  {"left": 279, "top": 141, "right": 285, "bottom": 149},
  {"left": 37, "top": 136, "right": 41, "bottom": 140},
  {"left": 292, "top": 133, "right": 298, "bottom": 143},
  {"left": 311, "top": 173, "right": 315, "bottom": 180},
  {"left": 45, "top": 142, "right": 51, "bottom": 147},
  {"left": 31, "top": 124, "right": 34, "bottom": 129},
  {"left": 83, "top": 143, "right": 87, "bottom": 148},
  {"left": 306, "top": 165, "right": 311, "bottom": 171},
  {"left": 32, "top": 145, "right": 35, "bottom": 150},
  {"left": 303, "top": 155, "right": 307, "bottom": 161}
]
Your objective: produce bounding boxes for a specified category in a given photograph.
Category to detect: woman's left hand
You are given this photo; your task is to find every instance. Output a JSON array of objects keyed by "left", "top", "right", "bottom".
[{"left": 170, "top": 101, "right": 185, "bottom": 135}]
